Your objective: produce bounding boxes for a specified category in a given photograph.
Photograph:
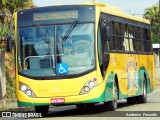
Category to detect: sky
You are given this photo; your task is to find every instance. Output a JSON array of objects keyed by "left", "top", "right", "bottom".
[{"left": 33, "top": 0, "right": 158, "bottom": 15}]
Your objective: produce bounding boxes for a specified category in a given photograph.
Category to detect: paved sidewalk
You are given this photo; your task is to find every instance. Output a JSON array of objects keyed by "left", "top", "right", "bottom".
[
  {"left": 0, "top": 101, "right": 34, "bottom": 111},
  {"left": 6, "top": 102, "right": 17, "bottom": 110}
]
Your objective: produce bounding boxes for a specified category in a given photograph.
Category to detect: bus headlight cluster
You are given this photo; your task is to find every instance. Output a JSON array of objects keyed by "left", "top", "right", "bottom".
[
  {"left": 19, "top": 82, "right": 36, "bottom": 98},
  {"left": 80, "top": 78, "right": 98, "bottom": 95},
  {"left": 89, "top": 81, "right": 95, "bottom": 87}
]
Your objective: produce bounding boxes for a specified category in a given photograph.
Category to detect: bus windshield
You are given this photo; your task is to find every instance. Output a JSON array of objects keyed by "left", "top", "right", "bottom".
[{"left": 18, "top": 23, "right": 95, "bottom": 77}]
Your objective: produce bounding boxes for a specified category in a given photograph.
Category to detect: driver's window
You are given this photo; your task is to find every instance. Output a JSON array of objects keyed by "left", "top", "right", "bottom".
[{"left": 35, "top": 26, "right": 54, "bottom": 56}]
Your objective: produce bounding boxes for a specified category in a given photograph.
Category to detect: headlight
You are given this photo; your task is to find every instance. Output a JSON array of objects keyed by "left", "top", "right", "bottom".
[
  {"left": 84, "top": 86, "right": 90, "bottom": 92},
  {"left": 80, "top": 78, "right": 98, "bottom": 95},
  {"left": 26, "top": 90, "right": 32, "bottom": 96},
  {"left": 19, "top": 82, "right": 36, "bottom": 97},
  {"left": 20, "top": 85, "right": 27, "bottom": 91},
  {"left": 89, "top": 81, "right": 95, "bottom": 87}
]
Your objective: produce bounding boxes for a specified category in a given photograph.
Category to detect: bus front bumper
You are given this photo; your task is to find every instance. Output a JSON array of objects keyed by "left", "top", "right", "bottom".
[{"left": 17, "top": 82, "right": 106, "bottom": 107}]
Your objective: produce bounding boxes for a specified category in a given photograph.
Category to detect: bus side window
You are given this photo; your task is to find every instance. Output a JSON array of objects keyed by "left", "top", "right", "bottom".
[
  {"left": 146, "top": 29, "right": 152, "bottom": 53},
  {"left": 140, "top": 28, "right": 145, "bottom": 52},
  {"left": 110, "top": 21, "right": 115, "bottom": 51},
  {"left": 144, "top": 29, "right": 148, "bottom": 53},
  {"left": 128, "top": 25, "right": 134, "bottom": 52},
  {"left": 122, "top": 24, "right": 130, "bottom": 52},
  {"left": 135, "top": 27, "right": 141, "bottom": 52},
  {"left": 118, "top": 23, "right": 123, "bottom": 51},
  {"left": 114, "top": 22, "right": 123, "bottom": 51},
  {"left": 132, "top": 26, "right": 137, "bottom": 52}
]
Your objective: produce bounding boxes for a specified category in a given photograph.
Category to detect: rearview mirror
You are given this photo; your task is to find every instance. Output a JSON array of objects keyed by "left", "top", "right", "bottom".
[{"left": 6, "top": 36, "right": 12, "bottom": 52}]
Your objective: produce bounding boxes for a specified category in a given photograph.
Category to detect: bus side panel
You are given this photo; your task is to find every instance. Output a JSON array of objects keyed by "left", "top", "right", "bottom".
[
  {"left": 146, "top": 54, "right": 156, "bottom": 91},
  {"left": 104, "top": 53, "right": 129, "bottom": 100},
  {"left": 132, "top": 54, "right": 155, "bottom": 96},
  {"left": 104, "top": 53, "right": 155, "bottom": 100}
]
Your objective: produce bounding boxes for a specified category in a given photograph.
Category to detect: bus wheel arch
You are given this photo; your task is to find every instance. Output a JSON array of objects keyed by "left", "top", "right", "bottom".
[
  {"left": 136, "top": 73, "right": 147, "bottom": 103},
  {"left": 104, "top": 74, "right": 119, "bottom": 111},
  {"left": 114, "top": 74, "right": 119, "bottom": 99},
  {"left": 144, "top": 72, "right": 151, "bottom": 93}
]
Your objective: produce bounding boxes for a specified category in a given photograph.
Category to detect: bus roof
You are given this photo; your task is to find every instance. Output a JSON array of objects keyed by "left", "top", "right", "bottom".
[
  {"left": 80, "top": 2, "right": 150, "bottom": 24},
  {"left": 18, "top": 2, "right": 150, "bottom": 25}
]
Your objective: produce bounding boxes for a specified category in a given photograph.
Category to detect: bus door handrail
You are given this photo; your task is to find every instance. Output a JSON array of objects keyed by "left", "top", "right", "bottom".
[{"left": 23, "top": 54, "right": 64, "bottom": 69}]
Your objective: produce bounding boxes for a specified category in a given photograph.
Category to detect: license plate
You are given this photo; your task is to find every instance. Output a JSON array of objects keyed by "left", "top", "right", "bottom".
[{"left": 51, "top": 98, "right": 65, "bottom": 104}]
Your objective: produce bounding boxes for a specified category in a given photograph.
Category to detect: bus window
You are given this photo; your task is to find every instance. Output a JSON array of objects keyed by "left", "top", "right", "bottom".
[
  {"left": 35, "top": 26, "right": 55, "bottom": 55},
  {"left": 122, "top": 24, "right": 130, "bottom": 52},
  {"left": 132, "top": 26, "right": 137, "bottom": 52},
  {"left": 134, "top": 27, "right": 141, "bottom": 52},
  {"left": 146, "top": 29, "right": 152, "bottom": 53},
  {"left": 19, "top": 26, "right": 55, "bottom": 76},
  {"left": 118, "top": 23, "right": 123, "bottom": 51},
  {"left": 114, "top": 22, "right": 123, "bottom": 51},
  {"left": 110, "top": 21, "right": 115, "bottom": 50},
  {"left": 140, "top": 28, "right": 145, "bottom": 52},
  {"left": 128, "top": 25, "right": 134, "bottom": 52},
  {"left": 56, "top": 23, "right": 95, "bottom": 74}
]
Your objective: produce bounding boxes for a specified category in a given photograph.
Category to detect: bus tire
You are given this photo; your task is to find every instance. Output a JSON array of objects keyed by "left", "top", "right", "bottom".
[
  {"left": 136, "top": 76, "right": 147, "bottom": 103},
  {"left": 35, "top": 105, "right": 49, "bottom": 117},
  {"left": 104, "top": 81, "right": 118, "bottom": 111}
]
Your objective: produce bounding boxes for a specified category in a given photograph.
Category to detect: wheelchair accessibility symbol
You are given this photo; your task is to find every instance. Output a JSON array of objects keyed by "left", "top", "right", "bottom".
[{"left": 57, "top": 63, "right": 68, "bottom": 74}]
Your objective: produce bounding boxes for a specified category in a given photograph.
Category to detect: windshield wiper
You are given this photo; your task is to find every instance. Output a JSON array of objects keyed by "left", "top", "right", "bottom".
[
  {"left": 33, "top": 23, "right": 42, "bottom": 33},
  {"left": 33, "top": 23, "right": 47, "bottom": 36},
  {"left": 61, "top": 20, "right": 78, "bottom": 42}
]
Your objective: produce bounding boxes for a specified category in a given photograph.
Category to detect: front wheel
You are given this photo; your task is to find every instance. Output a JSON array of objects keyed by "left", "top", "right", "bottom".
[
  {"left": 104, "top": 81, "right": 118, "bottom": 111},
  {"left": 35, "top": 105, "right": 49, "bottom": 117}
]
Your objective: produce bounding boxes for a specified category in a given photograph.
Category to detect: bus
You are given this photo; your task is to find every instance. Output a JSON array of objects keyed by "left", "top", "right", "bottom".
[{"left": 9, "top": 2, "right": 156, "bottom": 116}]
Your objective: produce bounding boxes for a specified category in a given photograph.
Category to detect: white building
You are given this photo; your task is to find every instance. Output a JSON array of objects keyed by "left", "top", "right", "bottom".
[{"left": 153, "top": 44, "right": 160, "bottom": 80}]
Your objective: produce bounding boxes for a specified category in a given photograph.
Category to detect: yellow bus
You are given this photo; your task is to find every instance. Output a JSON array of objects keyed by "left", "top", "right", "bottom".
[{"left": 8, "top": 2, "right": 156, "bottom": 116}]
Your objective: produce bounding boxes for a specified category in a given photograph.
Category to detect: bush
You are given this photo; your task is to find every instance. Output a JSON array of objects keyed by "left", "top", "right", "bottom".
[{"left": 5, "top": 52, "right": 15, "bottom": 98}]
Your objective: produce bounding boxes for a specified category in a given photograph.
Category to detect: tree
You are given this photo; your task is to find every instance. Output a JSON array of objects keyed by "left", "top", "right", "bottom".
[
  {"left": 5, "top": 0, "right": 35, "bottom": 36},
  {"left": 144, "top": 4, "right": 160, "bottom": 43},
  {"left": 5, "top": 0, "right": 34, "bottom": 14},
  {"left": 0, "top": 0, "right": 11, "bottom": 37},
  {"left": 0, "top": 0, "right": 35, "bottom": 103},
  {"left": 0, "top": 0, "right": 35, "bottom": 37}
]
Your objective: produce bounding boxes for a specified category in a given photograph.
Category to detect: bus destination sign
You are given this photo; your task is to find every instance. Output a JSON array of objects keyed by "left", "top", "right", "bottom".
[{"left": 33, "top": 10, "right": 78, "bottom": 21}]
